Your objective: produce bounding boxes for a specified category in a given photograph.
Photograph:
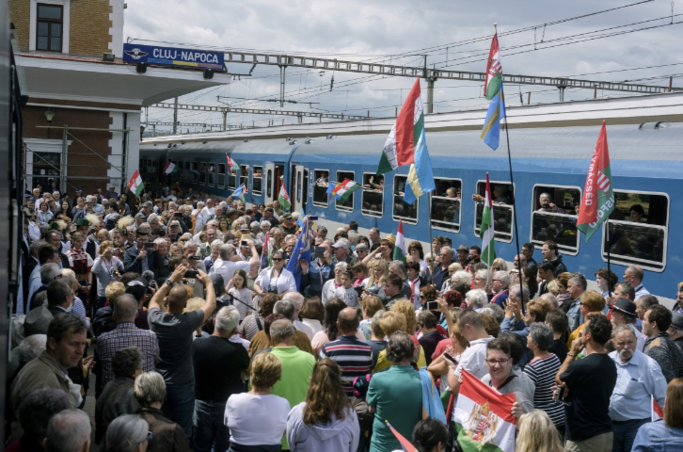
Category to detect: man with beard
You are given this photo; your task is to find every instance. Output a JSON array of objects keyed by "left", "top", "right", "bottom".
[{"left": 608, "top": 325, "right": 667, "bottom": 452}]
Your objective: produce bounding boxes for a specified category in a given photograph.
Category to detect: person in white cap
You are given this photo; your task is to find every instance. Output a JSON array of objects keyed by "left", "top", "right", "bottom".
[{"left": 331, "top": 238, "right": 356, "bottom": 266}]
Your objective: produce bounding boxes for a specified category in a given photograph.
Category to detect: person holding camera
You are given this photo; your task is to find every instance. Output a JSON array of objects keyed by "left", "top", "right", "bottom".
[
  {"left": 254, "top": 250, "right": 296, "bottom": 300},
  {"left": 122, "top": 225, "right": 163, "bottom": 279},
  {"left": 537, "top": 193, "right": 566, "bottom": 214}
]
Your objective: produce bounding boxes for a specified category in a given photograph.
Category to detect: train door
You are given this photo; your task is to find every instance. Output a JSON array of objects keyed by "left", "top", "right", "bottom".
[
  {"left": 265, "top": 163, "right": 275, "bottom": 204},
  {"left": 292, "top": 165, "right": 305, "bottom": 213}
]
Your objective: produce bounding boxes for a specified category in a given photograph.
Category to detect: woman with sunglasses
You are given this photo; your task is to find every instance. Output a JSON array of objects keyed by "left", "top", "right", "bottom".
[{"left": 254, "top": 250, "right": 296, "bottom": 300}]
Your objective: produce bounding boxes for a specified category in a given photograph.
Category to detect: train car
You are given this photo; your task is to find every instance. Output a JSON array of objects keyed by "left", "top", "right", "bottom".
[{"left": 140, "top": 122, "right": 682, "bottom": 301}]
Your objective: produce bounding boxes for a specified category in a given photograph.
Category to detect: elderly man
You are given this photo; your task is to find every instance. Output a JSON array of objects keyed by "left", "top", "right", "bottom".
[
  {"left": 608, "top": 324, "right": 667, "bottom": 452},
  {"left": 610, "top": 297, "right": 645, "bottom": 351},
  {"left": 212, "top": 242, "right": 259, "bottom": 283},
  {"left": 623, "top": 265, "right": 649, "bottom": 300},
  {"left": 500, "top": 284, "right": 533, "bottom": 341},
  {"left": 332, "top": 238, "right": 357, "bottom": 266},
  {"left": 44, "top": 409, "right": 91, "bottom": 452},
  {"left": 192, "top": 306, "right": 249, "bottom": 452},
  {"left": 194, "top": 198, "right": 215, "bottom": 234},
  {"left": 97, "top": 294, "right": 159, "bottom": 390},
  {"left": 564, "top": 273, "right": 587, "bottom": 332},
  {"left": 433, "top": 246, "right": 454, "bottom": 291},
  {"left": 147, "top": 264, "right": 217, "bottom": 444},
  {"left": 490, "top": 270, "right": 510, "bottom": 307},
  {"left": 28, "top": 261, "right": 61, "bottom": 312},
  {"left": 46, "top": 279, "right": 75, "bottom": 318},
  {"left": 269, "top": 319, "right": 316, "bottom": 450},
  {"left": 282, "top": 292, "right": 313, "bottom": 339},
  {"left": 642, "top": 305, "right": 683, "bottom": 383},
  {"left": 541, "top": 240, "right": 568, "bottom": 276},
  {"left": 6, "top": 388, "right": 71, "bottom": 452},
  {"left": 122, "top": 225, "right": 162, "bottom": 278},
  {"left": 11, "top": 313, "right": 88, "bottom": 411}
]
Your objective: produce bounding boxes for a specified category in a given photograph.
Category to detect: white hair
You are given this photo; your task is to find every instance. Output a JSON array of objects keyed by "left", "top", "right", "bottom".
[
  {"left": 282, "top": 292, "right": 305, "bottom": 311},
  {"left": 215, "top": 306, "right": 240, "bottom": 334},
  {"left": 466, "top": 289, "right": 488, "bottom": 308},
  {"left": 450, "top": 270, "right": 472, "bottom": 287}
]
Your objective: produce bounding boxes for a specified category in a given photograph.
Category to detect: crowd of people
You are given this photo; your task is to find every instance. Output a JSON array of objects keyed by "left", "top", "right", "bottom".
[{"left": 10, "top": 180, "right": 683, "bottom": 452}]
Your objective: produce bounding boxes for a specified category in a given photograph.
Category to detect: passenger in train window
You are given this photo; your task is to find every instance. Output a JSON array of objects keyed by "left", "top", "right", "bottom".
[
  {"left": 536, "top": 193, "right": 566, "bottom": 214},
  {"left": 629, "top": 204, "right": 645, "bottom": 223},
  {"left": 445, "top": 187, "right": 461, "bottom": 199},
  {"left": 472, "top": 185, "right": 512, "bottom": 205}
]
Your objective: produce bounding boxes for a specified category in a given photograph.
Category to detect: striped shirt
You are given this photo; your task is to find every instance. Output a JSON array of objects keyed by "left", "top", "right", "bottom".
[
  {"left": 320, "top": 335, "right": 372, "bottom": 397},
  {"left": 98, "top": 322, "right": 160, "bottom": 387},
  {"left": 523, "top": 353, "right": 565, "bottom": 427}
]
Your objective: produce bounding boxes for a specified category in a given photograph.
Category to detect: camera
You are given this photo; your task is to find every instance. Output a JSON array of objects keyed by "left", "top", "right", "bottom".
[
  {"left": 189, "top": 255, "right": 202, "bottom": 260},
  {"left": 185, "top": 270, "right": 199, "bottom": 278},
  {"left": 144, "top": 242, "right": 155, "bottom": 249},
  {"left": 425, "top": 301, "right": 439, "bottom": 311},
  {"left": 241, "top": 240, "right": 248, "bottom": 246},
  {"left": 267, "top": 289, "right": 279, "bottom": 294},
  {"left": 542, "top": 203, "right": 551, "bottom": 210},
  {"left": 354, "top": 286, "right": 365, "bottom": 296}
]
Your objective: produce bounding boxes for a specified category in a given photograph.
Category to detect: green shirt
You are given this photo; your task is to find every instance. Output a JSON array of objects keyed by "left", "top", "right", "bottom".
[
  {"left": 270, "top": 346, "right": 316, "bottom": 449},
  {"left": 367, "top": 365, "right": 423, "bottom": 452}
]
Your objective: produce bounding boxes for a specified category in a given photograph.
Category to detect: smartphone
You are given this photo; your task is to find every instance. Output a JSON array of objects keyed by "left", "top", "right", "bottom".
[
  {"left": 554, "top": 385, "right": 565, "bottom": 403},
  {"left": 313, "top": 247, "right": 326, "bottom": 259},
  {"left": 443, "top": 353, "right": 457, "bottom": 364},
  {"left": 425, "top": 301, "right": 439, "bottom": 311},
  {"left": 185, "top": 270, "right": 199, "bottom": 278},
  {"left": 144, "top": 242, "right": 155, "bottom": 248},
  {"left": 240, "top": 240, "right": 248, "bottom": 246},
  {"left": 189, "top": 255, "right": 202, "bottom": 261},
  {"left": 174, "top": 212, "right": 183, "bottom": 217}
]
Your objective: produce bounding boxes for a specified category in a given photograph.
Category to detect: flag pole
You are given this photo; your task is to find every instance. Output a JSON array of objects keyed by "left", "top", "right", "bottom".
[
  {"left": 427, "top": 191, "right": 435, "bottom": 285},
  {"left": 606, "top": 222, "right": 613, "bottom": 299}
]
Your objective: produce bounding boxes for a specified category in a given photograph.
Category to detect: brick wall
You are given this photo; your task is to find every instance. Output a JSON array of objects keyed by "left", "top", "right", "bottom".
[
  {"left": 23, "top": 106, "right": 114, "bottom": 194},
  {"left": 8, "top": 0, "right": 30, "bottom": 51},
  {"left": 70, "top": 0, "right": 113, "bottom": 56}
]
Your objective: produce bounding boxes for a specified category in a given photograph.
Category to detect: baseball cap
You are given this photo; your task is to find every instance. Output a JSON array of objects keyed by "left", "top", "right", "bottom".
[
  {"left": 671, "top": 313, "right": 683, "bottom": 331},
  {"left": 332, "top": 239, "right": 349, "bottom": 250}
]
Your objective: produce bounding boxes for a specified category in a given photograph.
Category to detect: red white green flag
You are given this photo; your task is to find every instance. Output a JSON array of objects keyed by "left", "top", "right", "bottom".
[
  {"left": 377, "top": 79, "right": 421, "bottom": 175},
  {"left": 479, "top": 173, "right": 496, "bottom": 267},
  {"left": 577, "top": 120, "right": 615, "bottom": 243},
  {"left": 393, "top": 220, "right": 407, "bottom": 267},
  {"left": 226, "top": 155, "right": 239, "bottom": 172},
  {"left": 454, "top": 370, "right": 516, "bottom": 452},
  {"left": 127, "top": 169, "right": 144, "bottom": 196},
  {"left": 652, "top": 395, "right": 664, "bottom": 421},
  {"left": 335, "top": 179, "right": 360, "bottom": 203},
  {"left": 163, "top": 160, "right": 177, "bottom": 175},
  {"left": 278, "top": 181, "right": 291, "bottom": 211}
]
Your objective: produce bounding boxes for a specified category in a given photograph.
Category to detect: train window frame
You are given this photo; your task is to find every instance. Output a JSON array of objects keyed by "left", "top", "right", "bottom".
[
  {"left": 252, "top": 166, "right": 263, "bottom": 195},
  {"left": 431, "top": 177, "right": 463, "bottom": 233},
  {"left": 335, "top": 170, "right": 355, "bottom": 212},
  {"left": 228, "top": 163, "right": 237, "bottom": 191},
  {"left": 239, "top": 165, "right": 249, "bottom": 191},
  {"left": 217, "top": 163, "right": 226, "bottom": 189},
  {"left": 473, "top": 179, "right": 515, "bottom": 243},
  {"left": 190, "top": 162, "right": 198, "bottom": 184},
  {"left": 361, "top": 172, "right": 384, "bottom": 218},
  {"left": 392, "top": 175, "right": 419, "bottom": 225},
  {"left": 207, "top": 163, "right": 215, "bottom": 187},
  {"left": 530, "top": 184, "right": 582, "bottom": 256},
  {"left": 313, "top": 169, "right": 329, "bottom": 207},
  {"left": 600, "top": 189, "right": 669, "bottom": 272},
  {"left": 199, "top": 162, "right": 208, "bottom": 186}
]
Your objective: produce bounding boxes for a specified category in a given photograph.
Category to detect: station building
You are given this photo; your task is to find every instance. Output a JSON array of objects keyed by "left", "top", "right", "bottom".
[{"left": 9, "top": 0, "right": 229, "bottom": 194}]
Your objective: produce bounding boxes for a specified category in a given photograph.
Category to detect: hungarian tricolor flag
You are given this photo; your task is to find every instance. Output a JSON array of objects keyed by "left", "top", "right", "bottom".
[
  {"left": 393, "top": 220, "right": 407, "bottom": 267},
  {"left": 260, "top": 232, "right": 271, "bottom": 269},
  {"left": 226, "top": 154, "right": 239, "bottom": 173},
  {"left": 454, "top": 370, "right": 516, "bottom": 452},
  {"left": 481, "top": 32, "right": 506, "bottom": 150},
  {"left": 278, "top": 181, "right": 291, "bottom": 211},
  {"left": 128, "top": 169, "right": 144, "bottom": 196},
  {"left": 385, "top": 421, "right": 418, "bottom": 452},
  {"left": 479, "top": 173, "right": 496, "bottom": 267},
  {"left": 377, "top": 78, "right": 435, "bottom": 203},
  {"left": 652, "top": 395, "right": 664, "bottom": 421},
  {"left": 163, "top": 160, "right": 177, "bottom": 175},
  {"left": 335, "top": 179, "right": 360, "bottom": 203},
  {"left": 577, "top": 120, "right": 615, "bottom": 243},
  {"left": 232, "top": 184, "right": 248, "bottom": 202}
]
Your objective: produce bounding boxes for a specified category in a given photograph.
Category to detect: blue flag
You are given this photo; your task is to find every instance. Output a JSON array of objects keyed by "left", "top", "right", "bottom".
[
  {"left": 403, "top": 125, "right": 435, "bottom": 204},
  {"left": 481, "top": 85, "right": 506, "bottom": 150},
  {"left": 285, "top": 218, "right": 311, "bottom": 291},
  {"left": 232, "top": 184, "right": 246, "bottom": 198}
]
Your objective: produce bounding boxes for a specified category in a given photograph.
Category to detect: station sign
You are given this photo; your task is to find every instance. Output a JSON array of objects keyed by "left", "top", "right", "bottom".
[{"left": 122, "top": 44, "right": 225, "bottom": 71}]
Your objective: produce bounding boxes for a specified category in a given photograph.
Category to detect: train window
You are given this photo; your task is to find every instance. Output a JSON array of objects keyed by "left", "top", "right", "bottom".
[
  {"left": 393, "top": 175, "right": 418, "bottom": 224},
  {"left": 266, "top": 169, "right": 273, "bottom": 198},
  {"left": 303, "top": 169, "right": 309, "bottom": 205},
  {"left": 335, "top": 171, "right": 354, "bottom": 212},
  {"left": 431, "top": 178, "right": 462, "bottom": 233},
  {"left": 602, "top": 191, "right": 669, "bottom": 271},
  {"left": 217, "top": 164, "right": 226, "bottom": 189},
  {"left": 207, "top": 164, "right": 215, "bottom": 187},
  {"left": 228, "top": 163, "right": 237, "bottom": 191},
  {"left": 252, "top": 166, "right": 263, "bottom": 195},
  {"left": 474, "top": 180, "right": 514, "bottom": 242},
  {"left": 296, "top": 171, "right": 302, "bottom": 204},
  {"left": 200, "top": 163, "right": 208, "bottom": 185},
  {"left": 313, "top": 170, "right": 329, "bottom": 207},
  {"left": 191, "top": 162, "right": 198, "bottom": 184},
  {"left": 361, "top": 173, "right": 384, "bottom": 218},
  {"left": 240, "top": 165, "right": 249, "bottom": 190},
  {"left": 531, "top": 185, "right": 581, "bottom": 254}
]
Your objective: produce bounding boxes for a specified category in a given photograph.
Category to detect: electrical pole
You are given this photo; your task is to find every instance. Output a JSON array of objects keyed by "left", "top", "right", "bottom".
[{"left": 173, "top": 97, "right": 178, "bottom": 134}]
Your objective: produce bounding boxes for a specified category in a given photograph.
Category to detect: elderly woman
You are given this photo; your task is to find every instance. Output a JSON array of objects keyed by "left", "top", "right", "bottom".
[
  {"left": 367, "top": 331, "right": 424, "bottom": 452},
  {"left": 61, "top": 268, "right": 90, "bottom": 328},
  {"left": 96, "top": 347, "right": 142, "bottom": 448},
  {"left": 254, "top": 250, "right": 296, "bottom": 300},
  {"left": 225, "top": 352, "right": 290, "bottom": 452},
  {"left": 134, "top": 371, "right": 189, "bottom": 452},
  {"left": 104, "top": 414, "right": 151, "bottom": 452},
  {"left": 287, "top": 359, "right": 360, "bottom": 452},
  {"left": 239, "top": 293, "right": 279, "bottom": 341},
  {"left": 91, "top": 240, "right": 124, "bottom": 309},
  {"left": 321, "top": 262, "right": 348, "bottom": 305}
]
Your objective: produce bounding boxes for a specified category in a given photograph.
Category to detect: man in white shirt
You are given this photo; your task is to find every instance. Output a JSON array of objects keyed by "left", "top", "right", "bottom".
[
  {"left": 282, "top": 292, "right": 314, "bottom": 339},
  {"left": 194, "top": 199, "right": 215, "bottom": 234},
  {"left": 211, "top": 242, "right": 259, "bottom": 284},
  {"left": 624, "top": 265, "right": 650, "bottom": 300}
]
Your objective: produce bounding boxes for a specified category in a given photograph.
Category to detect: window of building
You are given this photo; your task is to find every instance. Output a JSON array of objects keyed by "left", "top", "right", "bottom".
[
  {"left": 252, "top": 166, "right": 263, "bottom": 195},
  {"left": 207, "top": 164, "right": 215, "bottom": 187},
  {"left": 431, "top": 178, "right": 462, "bottom": 232},
  {"left": 313, "top": 169, "right": 329, "bottom": 207},
  {"left": 393, "top": 175, "right": 418, "bottom": 224},
  {"left": 361, "top": 173, "right": 384, "bottom": 218},
  {"left": 474, "top": 181, "right": 514, "bottom": 242},
  {"left": 602, "top": 191, "right": 669, "bottom": 271},
  {"left": 217, "top": 163, "right": 226, "bottom": 188},
  {"left": 36, "top": 4, "right": 63, "bottom": 52},
  {"left": 335, "top": 171, "right": 354, "bottom": 212},
  {"left": 530, "top": 185, "right": 581, "bottom": 253}
]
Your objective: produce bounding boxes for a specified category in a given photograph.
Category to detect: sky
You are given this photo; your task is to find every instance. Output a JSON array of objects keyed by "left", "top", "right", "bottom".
[{"left": 123, "top": 0, "right": 683, "bottom": 134}]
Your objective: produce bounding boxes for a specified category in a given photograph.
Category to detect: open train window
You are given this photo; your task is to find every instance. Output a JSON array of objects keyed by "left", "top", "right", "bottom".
[
  {"left": 191, "top": 162, "right": 198, "bottom": 184},
  {"left": 601, "top": 191, "right": 669, "bottom": 272},
  {"left": 207, "top": 164, "right": 215, "bottom": 187},
  {"left": 252, "top": 166, "right": 263, "bottom": 195},
  {"left": 393, "top": 175, "right": 418, "bottom": 224},
  {"left": 531, "top": 185, "right": 581, "bottom": 254},
  {"left": 228, "top": 162, "right": 237, "bottom": 191},
  {"left": 266, "top": 168, "right": 273, "bottom": 198},
  {"left": 361, "top": 173, "right": 384, "bottom": 218},
  {"left": 473, "top": 180, "right": 514, "bottom": 242},
  {"left": 335, "top": 170, "right": 354, "bottom": 212},
  {"left": 431, "top": 178, "right": 462, "bottom": 233},
  {"left": 240, "top": 165, "right": 249, "bottom": 190},
  {"left": 217, "top": 164, "right": 226, "bottom": 189},
  {"left": 313, "top": 169, "right": 329, "bottom": 207}
]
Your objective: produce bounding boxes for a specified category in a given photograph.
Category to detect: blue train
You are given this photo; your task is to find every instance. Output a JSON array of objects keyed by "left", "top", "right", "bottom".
[{"left": 139, "top": 122, "right": 681, "bottom": 300}]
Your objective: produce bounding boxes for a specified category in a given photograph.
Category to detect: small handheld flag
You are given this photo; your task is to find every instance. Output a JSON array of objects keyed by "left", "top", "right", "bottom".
[
  {"left": 278, "top": 181, "right": 291, "bottom": 211},
  {"left": 652, "top": 395, "right": 664, "bottom": 421},
  {"left": 163, "top": 160, "right": 177, "bottom": 175},
  {"left": 393, "top": 220, "right": 407, "bottom": 267},
  {"left": 128, "top": 170, "right": 144, "bottom": 196}
]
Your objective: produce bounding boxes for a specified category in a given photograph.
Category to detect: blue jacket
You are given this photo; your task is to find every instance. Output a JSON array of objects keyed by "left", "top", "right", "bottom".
[
  {"left": 632, "top": 420, "right": 683, "bottom": 452},
  {"left": 300, "top": 259, "right": 334, "bottom": 298}
]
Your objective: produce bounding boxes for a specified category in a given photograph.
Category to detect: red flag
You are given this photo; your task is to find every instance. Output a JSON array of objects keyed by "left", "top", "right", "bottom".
[
  {"left": 385, "top": 421, "right": 418, "bottom": 452},
  {"left": 652, "top": 395, "right": 664, "bottom": 421}
]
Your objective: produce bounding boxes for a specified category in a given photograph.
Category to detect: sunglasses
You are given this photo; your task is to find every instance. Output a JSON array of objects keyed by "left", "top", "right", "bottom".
[{"left": 272, "top": 258, "right": 283, "bottom": 262}]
